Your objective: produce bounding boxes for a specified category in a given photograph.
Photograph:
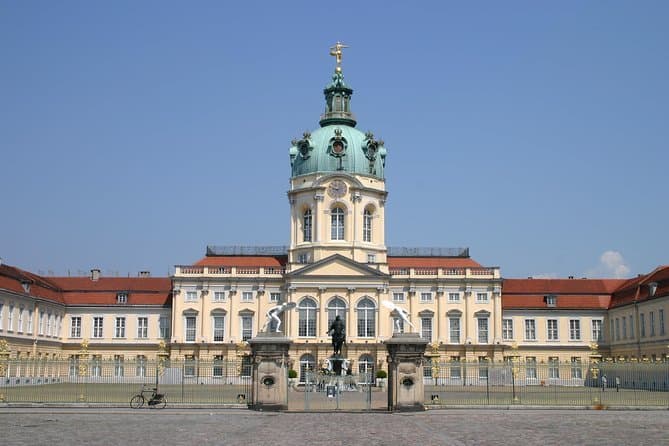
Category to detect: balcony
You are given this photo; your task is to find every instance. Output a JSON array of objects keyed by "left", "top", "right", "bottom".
[
  {"left": 389, "top": 267, "right": 499, "bottom": 279},
  {"left": 174, "top": 266, "right": 286, "bottom": 277}
]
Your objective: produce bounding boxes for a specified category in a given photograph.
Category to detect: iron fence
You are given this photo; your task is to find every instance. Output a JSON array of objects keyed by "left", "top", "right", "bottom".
[
  {"left": 424, "top": 361, "right": 669, "bottom": 407},
  {"left": 0, "top": 359, "right": 251, "bottom": 406}
]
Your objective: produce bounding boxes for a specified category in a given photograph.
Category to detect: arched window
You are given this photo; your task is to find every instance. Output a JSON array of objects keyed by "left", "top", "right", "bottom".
[
  {"left": 358, "top": 354, "right": 375, "bottom": 383},
  {"left": 357, "top": 298, "right": 376, "bottom": 337},
  {"left": 303, "top": 209, "right": 312, "bottom": 242},
  {"left": 363, "top": 208, "right": 372, "bottom": 242},
  {"left": 298, "top": 298, "right": 317, "bottom": 337},
  {"left": 299, "top": 354, "right": 316, "bottom": 383},
  {"left": 331, "top": 207, "right": 345, "bottom": 240},
  {"left": 327, "top": 297, "right": 347, "bottom": 329}
]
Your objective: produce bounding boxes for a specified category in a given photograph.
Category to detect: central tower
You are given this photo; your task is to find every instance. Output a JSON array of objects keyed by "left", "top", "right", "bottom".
[{"left": 288, "top": 43, "right": 388, "bottom": 271}]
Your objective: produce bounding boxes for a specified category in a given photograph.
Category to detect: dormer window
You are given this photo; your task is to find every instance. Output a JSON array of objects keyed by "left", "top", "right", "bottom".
[
  {"left": 116, "top": 292, "right": 128, "bottom": 304},
  {"left": 545, "top": 294, "right": 557, "bottom": 307}
]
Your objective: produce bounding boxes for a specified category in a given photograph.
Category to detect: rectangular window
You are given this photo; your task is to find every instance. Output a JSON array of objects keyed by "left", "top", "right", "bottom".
[
  {"left": 477, "top": 318, "right": 489, "bottom": 344},
  {"left": 0, "top": 303, "right": 3, "bottom": 330},
  {"left": 629, "top": 315, "right": 634, "bottom": 340},
  {"left": 640, "top": 313, "right": 646, "bottom": 337},
  {"left": 70, "top": 317, "right": 81, "bottom": 338},
  {"left": 420, "top": 292, "right": 432, "bottom": 303},
  {"left": 136, "top": 355, "right": 146, "bottom": 377},
  {"left": 526, "top": 357, "right": 537, "bottom": 379},
  {"left": 213, "top": 291, "right": 226, "bottom": 302},
  {"left": 116, "top": 292, "right": 127, "bottom": 304},
  {"left": 213, "top": 316, "right": 225, "bottom": 342},
  {"left": 502, "top": 319, "right": 513, "bottom": 340},
  {"left": 650, "top": 311, "right": 655, "bottom": 336},
  {"left": 622, "top": 316, "right": 627, "bottom": 339},
  {"left": 91, "top": 355, "right": 102, "bottom": 377},
  {"left": 185, "top": 316, "right": 196, "bottom": 342},
  {"left": 392, "top": 292, "right": 405, "bottom": 302},
  {"left": 297, "top": 253, "right": 309, "bottom": 264},
  {"left": 137, "top": 317, "right": 148, "bottom": 338},
  {"left": 591, "top": 319, "right": 602, "bottom": 342},
  {"left": 449, "top": 317, "right": 460, "bottom": 344},
  {"left": 545, "top": 294, "right": 557, "bottom": 307},
  {"left": 478, "top": 356, "right": 489, "bottom": 379},
  {"left": 547, "top": 319, "right": 558, "bottom": 340},
  {"left": 571, "top": 357, "right": 582, "bottom": 379},
  {"left": 242, "top": 291, "right": 253, "bottom": 302},
  {"left": 93, "top": 317, "right": 104, "bottom": 338},
  {"left": 69, "top": 355, "right": 79, "bottom": 377},
  {"left": 269, "top": 292, "right": 281, "bottom": 303},
  {"left": 114, "top": 355, "right": 124, "bottom": 377},
  {"left": 569, "top": 319, "right": 581, "bottom": 341},
  {"left": 213, "top": 355, "right": 224, "bottom": 377},
  {"left": 367, "top": 254, "right": 376, "bottom": 263},
  {"left": 448, "top": 292, "right": 460, "bottom": 302},
  {"left": 185, "top": 291, "right": 198, "bottom": 302},
  {"left": 8, "top": 306, "right": 14, "bottom": 331},
  {"left": 115, "top": 317, "right": 126, "bottom": 338},
  {"left": 659, "top": 309, "right": 665, "bottom": 336},
  {"left": 184, "top": 355, "right": 196, "bottom": 377},
  {"left": 450, "top": 356, "right": 461, "bottom": 379},
  {"left": 46, "top": 313, "right": 52, "bottom": 336},
  {"left": 476, "top": 292, "right": 488, "bottom": 303},
  {"left": 17, "top": 308, "right": 24, "bottom": 333},
  {"left": 421, "top": 317, "right": 433, "bottom": 342},
  {"left": 241, "top": 315, "right": 253, "bottom": 341},
  {"left": 615, "top": 318, "right": 620, "bottom": 340},
  {"left": 159, "top": 316, "right": 171, "bottom": 339},
  {"left": 524, "top": 319, "right": 536, "bottom": 340},
  {"left": 38, "top": 311, "right": 44, "bottom": 335},
  {"left": 27, "top": 310, "right": 33, "bottom": 334},
  {"left": 548, "top": 357, "right": 559, "bottom": 378}
]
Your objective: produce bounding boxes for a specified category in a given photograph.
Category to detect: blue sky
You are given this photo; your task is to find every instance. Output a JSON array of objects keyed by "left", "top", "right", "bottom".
[{"left": 1, "top": 1, "right": 667, "bottom": 279}]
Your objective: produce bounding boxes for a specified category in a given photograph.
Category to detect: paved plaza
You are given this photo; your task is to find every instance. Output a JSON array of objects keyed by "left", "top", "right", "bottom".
[{"left": 1, "top": 408, "right": 668, "bottom": 445}]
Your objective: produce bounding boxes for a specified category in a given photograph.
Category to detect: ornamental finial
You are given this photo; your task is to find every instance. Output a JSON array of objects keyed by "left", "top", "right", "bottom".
[{"left": 329, "top": 41, "right": 349, "bottom": 72}]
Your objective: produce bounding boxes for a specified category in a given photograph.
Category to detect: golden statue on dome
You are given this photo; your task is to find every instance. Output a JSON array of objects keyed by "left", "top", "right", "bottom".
[{"left": 329, "top": 41, "right": 348, "bottom": 72}]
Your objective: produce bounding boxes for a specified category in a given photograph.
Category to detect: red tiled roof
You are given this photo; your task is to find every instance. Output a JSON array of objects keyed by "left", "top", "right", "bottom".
[
  {"left": 194, "top": 256, "right": 287, "bottom": 267},
  {"left": 502, "top": 278, "right": 626, "bottom": 294},
  {"left": 0, "top": 264, "right": 65, "bottom": 304},
  {"left": 50, "top": 277, "right": 172, "bottom": 306},
  {"left": 610, "top": 265, "right": 669, "bottom": 308},
  {"left": 62, "top": 291, "right": 171, "bottom": 306},
  {"left": 387, "top": 257, "right": 482, "bottom": 268},
  {"left": 503, "top": 294, "right": 611, "bottom": 310}
]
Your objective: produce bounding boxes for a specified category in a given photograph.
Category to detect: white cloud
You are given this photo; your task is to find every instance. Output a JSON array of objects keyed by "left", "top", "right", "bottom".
[{"left": 586, "top": 250, "right": 631, "bottom": 278}]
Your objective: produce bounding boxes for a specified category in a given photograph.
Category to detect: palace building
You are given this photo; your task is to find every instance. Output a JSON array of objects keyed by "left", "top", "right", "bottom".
[{"left": 1, "top": 47, "right": 668, "bottom": 381}]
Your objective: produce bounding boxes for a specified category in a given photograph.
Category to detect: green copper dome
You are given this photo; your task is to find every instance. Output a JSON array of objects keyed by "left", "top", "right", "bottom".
[{"left": 289, "top": 70, "right": 387, "bottom": 179}]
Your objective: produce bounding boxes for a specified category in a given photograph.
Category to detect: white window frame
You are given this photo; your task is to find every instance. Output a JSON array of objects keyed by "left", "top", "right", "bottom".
[
  {"left": 213, "top": 291, "right": 226, "bottom": 302},
  {"left": 476, "top": 292, "right": 489, "bottom": 303},
  {"left": 298, "top": 298, "right": 317, "bottom": 337},
  {"left": 524, "top": 319, "right": 536, "bottom": 341},
  {"left": 269, "top": 292, "right": 281, "bottom": 303},
  {"left": 8, "top": 305, "right": 14, "bottom": 332},
  {"left": 363, "top": 209, "right": 372, "bottom": 242},
  {"left": 240, "top": 315, "right": 253, "bottom": 341},
  {"left": 448, "top": 292, "right": 460, "bottom": 302},
  {"left": 242, "top": 291, "right": 254, "bottom": 302},
  {"left": 547, "top": 319, "right": 559, "bottom": 341},
  {"left": 420, "top": 292, "right": 432, "bottom": 303},
  {"left": 185, "top": 291, "right": 198, "bottom": 302},
  {"left": 392, "top": 292, "right": 405, "bottom": 303},
  {"left": 477, "top": 318, "right": 489, "bottom": 344},
  {"left": 421, "top": 317, "right": 433, "bottom": 342},
  {"left": 17, "top": 308, "right": 24, "bottom": 333},
  {"left": 70, "top": 316, "right": 82, "bottom": 338},
  {"left": 659, "top": 309, "right": 665, "bottom": 336},
  {"left": 303, "top": 209, "right": 313, "bottom": 242},
  {"left": 356, "top": 298, "right": 376, "bottom": 338},
  {"left": 0, "top": 303, "right": 3, "bottom": 330},
  {"left": 502, "top": 318, "right": 513, "bottom": 340},
  {"left": 27, "top": 309, "right": 33, "bottom": 334},
  {"left": 212, "top": 315, "right": 225, "bottom": 342},
  {"left": 569, "top": 319, "right": 581, "bottom": 341},
  {"left": 184, "top": 315, "right": 197, "bottom": 342},
  {"left": 137, "top": 316, "right": 148, "bottom": 339},
  {"left": 93, "top": 316, "right": 104, "bottom": 338},
  {"left": 591, "top": 319, "right": 602, "bottom": 342},
  {"left": 449, "top": 317, "right": 461, "bottom": 343},
  {"left": 115, "top": 317, "right": 126, "bottom": 338},
  {"left": 116, "top": 292, "right": 128, "bottom": 304},
  {"left": 159, "top": 316, "right": 170, "bottom": 339},
  {"left": 331, "top": 207, "right": 345, "bottom": 241}
]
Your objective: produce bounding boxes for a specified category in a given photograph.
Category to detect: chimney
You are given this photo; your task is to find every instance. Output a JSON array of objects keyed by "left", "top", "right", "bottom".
[
  {"left": 568, "top": 276, "right": 574, "bottom": 279},
  {"left": 138, "top": 271, "right": 151, "bottom": 278},
  {"left": 90, "top": 269, "right": 101, "bottom": 281}
]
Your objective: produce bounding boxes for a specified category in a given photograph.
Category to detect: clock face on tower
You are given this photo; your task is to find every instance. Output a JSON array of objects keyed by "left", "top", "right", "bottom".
[{"left": 327, "top": 179, "right": 347, "bottom": 198}]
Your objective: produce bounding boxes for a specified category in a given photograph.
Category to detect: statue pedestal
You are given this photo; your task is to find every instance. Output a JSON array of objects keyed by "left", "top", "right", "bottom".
[
  {"left": 248, "top": 332, "right": 292, "bottom": 411},
  {"left": 385, "top": 333, "right": 429, "bottom": 411}
]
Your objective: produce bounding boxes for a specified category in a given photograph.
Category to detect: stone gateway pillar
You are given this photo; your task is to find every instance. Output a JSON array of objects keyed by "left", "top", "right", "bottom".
[
  {"left": 385, "top": 333, "right": 429, "bottom": 411},
  {"left": 248, "top": 332, "right": 292, "bottom": 411}
]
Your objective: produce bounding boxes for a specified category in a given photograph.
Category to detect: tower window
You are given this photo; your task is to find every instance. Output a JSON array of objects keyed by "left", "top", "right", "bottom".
[
  {"left": 303, "top": 209, "right": 312, "bottom": 242},
  {"left": 363, "top": 209, "right": 372, "bottom": 242},
  {"left": 331, "top": 207, "right": 345, "bottom": 240}
]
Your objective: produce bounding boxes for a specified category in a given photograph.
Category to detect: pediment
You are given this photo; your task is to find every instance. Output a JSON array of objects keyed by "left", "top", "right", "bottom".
[{"left": 287, "top": 254, "right": 389, "bottom": 279}]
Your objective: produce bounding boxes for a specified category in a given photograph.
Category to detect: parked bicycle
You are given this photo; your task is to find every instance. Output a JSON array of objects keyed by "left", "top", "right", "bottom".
[{"left": 130, "top": 384, "right": 167, "bottom": 409}]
